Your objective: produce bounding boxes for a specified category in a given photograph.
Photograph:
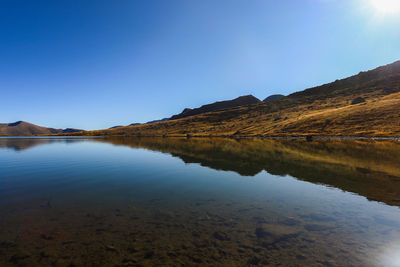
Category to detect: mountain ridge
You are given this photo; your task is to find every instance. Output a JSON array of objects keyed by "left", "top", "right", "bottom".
[
  {"left": 0, "top": 121, "right": 84, "bottom": 136},
  {"left": 169, "top": 94, "right": 261, "bottom": 120},
  {"left": 263, "top": 94, "right": 285, "bottom": 103},
  {"left": 62, "top": 60, "right": 400, "bottom": 137}
]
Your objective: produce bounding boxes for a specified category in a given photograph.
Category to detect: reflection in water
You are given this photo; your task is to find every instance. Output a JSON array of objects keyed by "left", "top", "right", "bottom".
[
  {"left": 0, "top": 137, "right": 87, "bottom": 151},
  {"left": 0, "top": 138, "right": 56, "bottom": 151},
  {"left": 0, "top": 137, "right": 400, "bottom": 266},
  {"left": 100, "top": 137, "right": 400, "bottom": 207}
]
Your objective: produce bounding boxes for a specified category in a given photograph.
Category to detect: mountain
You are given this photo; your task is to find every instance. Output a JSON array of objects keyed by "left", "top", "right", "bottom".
[
  {"left": 263, "top": 94, "right": 285, "bottom": 103},
  {"left": 63, "top": 60, "right": 400, "bottom": 137},
  {"left": 169, "top": 95, "right": 261, "bottom": 120},
  {"left": 0, "top": 121, "right": 84, "bottom": 136}
]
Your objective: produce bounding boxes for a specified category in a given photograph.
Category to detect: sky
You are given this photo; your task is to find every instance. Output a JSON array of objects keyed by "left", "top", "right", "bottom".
[{"left": 1, "top": 0, "right": 400, "bottom": 130}]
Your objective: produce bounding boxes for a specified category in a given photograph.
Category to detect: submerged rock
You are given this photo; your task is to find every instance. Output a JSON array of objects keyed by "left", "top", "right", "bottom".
[
  {"left": 255, "top": 224, "right": 300, "bottom": 246},
  {"left": 247, "top": 256, "right": 261, "bottom": 265},
  {"left": 279, "top": 217, "right": 301, "bottom": 226},
  {"left": 9, "top": 254, "right": 30, "bottom": 263},
  {"left": 105, "top": 245, "right": 118, "bottom": 252},
  {"left": 213, "top": 231, "right": 230, "bottom": 241},
  {"left": 40, "top": 234, "right": 54, "bottom": 240}
]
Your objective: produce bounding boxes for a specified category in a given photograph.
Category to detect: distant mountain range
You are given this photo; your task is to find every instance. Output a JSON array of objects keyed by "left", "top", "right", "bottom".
[
  {"left": 69, "top": 60, "right": 400, "bottom": 137},
  {"left": 0, "top": 121, "right": 83, "bottom": 136}
]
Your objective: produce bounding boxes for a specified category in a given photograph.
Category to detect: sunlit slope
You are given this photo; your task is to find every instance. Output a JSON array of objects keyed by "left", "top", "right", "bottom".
[{"left": 68, "top": 61, "right": 400, "bottom": 137}]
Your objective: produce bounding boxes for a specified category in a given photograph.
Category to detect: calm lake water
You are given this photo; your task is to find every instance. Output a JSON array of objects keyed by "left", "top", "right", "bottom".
[{"left": 1, "top": 137, "right": 400, "bottom": 266}]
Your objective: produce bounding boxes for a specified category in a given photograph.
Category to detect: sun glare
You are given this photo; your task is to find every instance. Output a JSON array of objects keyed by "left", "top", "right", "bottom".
[{"left": 370, "top": 0, "right": 400, "bottom": 15}]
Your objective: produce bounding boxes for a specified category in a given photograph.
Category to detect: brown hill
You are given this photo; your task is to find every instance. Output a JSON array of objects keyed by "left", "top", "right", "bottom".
[
  {"left": 0, "top": 121, "right": 83, "bottom": 136},
  {"left": 169, "top": 95, "right": 261, "bottom": 120},
  {"left": 63, "top": 60, "right": 400, "bottom": 137}
]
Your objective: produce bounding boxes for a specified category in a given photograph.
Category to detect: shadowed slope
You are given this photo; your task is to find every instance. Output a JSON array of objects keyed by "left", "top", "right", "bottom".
[
  {"left": 169, "top": 95, "right": 261, "bottom": 120},
  {"left": 263, "top": 94, "right": 285, "bottom": 103}
]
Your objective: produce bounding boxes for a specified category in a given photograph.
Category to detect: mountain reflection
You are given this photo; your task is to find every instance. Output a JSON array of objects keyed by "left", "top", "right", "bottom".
[
  {"left": 100, "top": 137, "right": 400, "bottom": 207},
  {"left": 0, "top": 138, "right": 85, "bottom": 151}
]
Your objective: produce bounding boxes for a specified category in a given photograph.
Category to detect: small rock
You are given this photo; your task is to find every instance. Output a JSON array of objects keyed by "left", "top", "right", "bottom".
[
  {"left": 144, "top": 251, "right": 154, "bottom": 259},
  {"left": 40, "top": 234, "right": 54, "bottom": 240},
  {"left": 122, "top": 258, "right": 137, "bottom": 265},
  {"left": 190, "top": 256, "right": 203, "bottom": 263},
  {"left": 105, "top": 245, "right": 118, "bottom": 252},
  {"left": 9, "top": 254, "right": 30, "bottom": 263},
  {"left": 296, "top": 254, "right": 307, "bottom": 260},
  {"left": 127, "top": 247, "right": 138, "bottom": 254},
  {"left": 192, "top": 231, "right": 200, "bottom": 238},
  {"left": 248, "top": 256, "right": 261, "bottom": 265},
  {"left": 213, "top": 231, "right": 230, "bottom": 241},
  {"left": 39, "top": 251, "right": 50, "bottom": 259}
]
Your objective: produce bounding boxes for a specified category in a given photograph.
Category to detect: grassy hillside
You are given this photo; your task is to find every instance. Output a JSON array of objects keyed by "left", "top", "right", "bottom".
[{"left": 63, "top": 61, "right": 400, "bottom": 137}]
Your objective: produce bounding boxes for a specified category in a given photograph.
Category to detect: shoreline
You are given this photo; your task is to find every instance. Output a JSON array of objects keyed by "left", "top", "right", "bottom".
[{"left": 2, "top": 135, "right": 399, "bottom": 141}]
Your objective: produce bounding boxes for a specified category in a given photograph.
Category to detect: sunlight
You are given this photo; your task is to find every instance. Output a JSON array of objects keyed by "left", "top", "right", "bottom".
[
  {"left": 380, "top": 244, "right": 400, "bottom": 267},
  {"left": 370, "top": 0, "right": 400, "bottom": 15}
]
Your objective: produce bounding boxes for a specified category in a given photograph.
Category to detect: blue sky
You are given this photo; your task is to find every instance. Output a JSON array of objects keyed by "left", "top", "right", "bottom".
[{"left": 1, "top": 0, "right": 400, "bottom": 130}]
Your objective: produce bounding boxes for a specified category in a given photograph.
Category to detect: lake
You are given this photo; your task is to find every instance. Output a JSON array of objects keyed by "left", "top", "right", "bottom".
[{"left": 1, "top": 137, "right": 400, "bottom": 266}]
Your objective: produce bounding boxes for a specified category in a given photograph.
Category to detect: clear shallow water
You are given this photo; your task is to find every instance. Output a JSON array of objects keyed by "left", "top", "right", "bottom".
[{"left": 1, "top": 137, "right": 400, "bottom": 266}]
